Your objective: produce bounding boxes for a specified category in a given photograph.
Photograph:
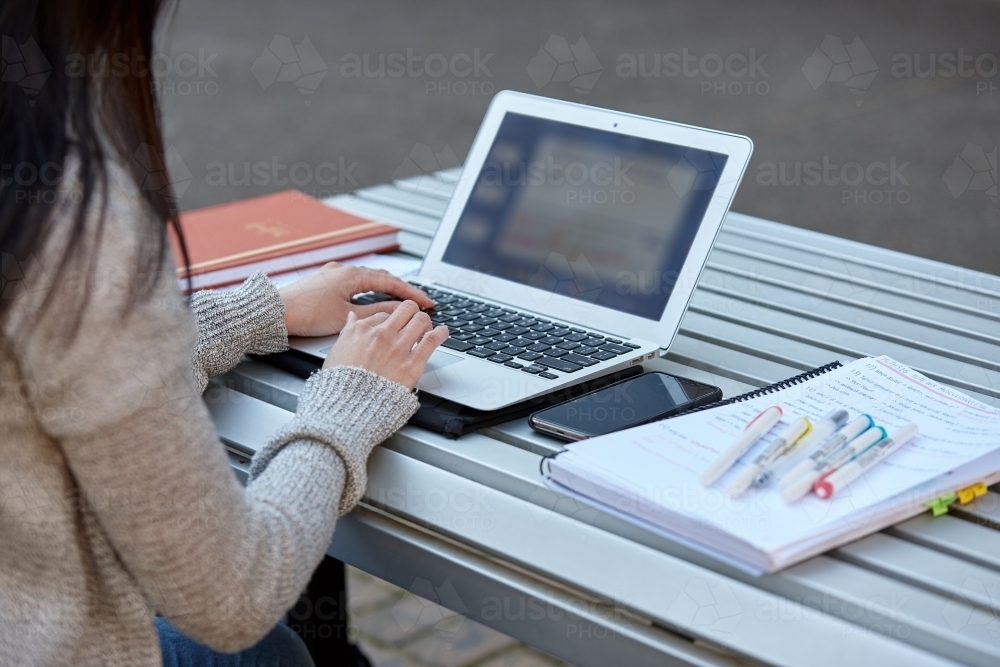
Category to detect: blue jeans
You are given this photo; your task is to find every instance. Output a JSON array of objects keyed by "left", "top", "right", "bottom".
[{"left": 157, "top": 617, "right": 315, "bottom": 667}]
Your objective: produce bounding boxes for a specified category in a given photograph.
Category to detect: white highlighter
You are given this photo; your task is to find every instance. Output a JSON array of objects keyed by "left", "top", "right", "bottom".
[
  {"left": 778, "top": 414, "right": 873, "bottom": 491},
  {"left": 814, "top": 424, "right": 919, "bottom": 499},
  {"left": 727, "top": 416, "right": 812, "bottom": 498},
  {"left": 781, "top": 425, "right": 886, "bottom": 504},
  {"left": 755, "top": 409, "right": 850, "bottom": 488},
  {"left": 700, "top": 406, "right": 783, "bottom": 487}
]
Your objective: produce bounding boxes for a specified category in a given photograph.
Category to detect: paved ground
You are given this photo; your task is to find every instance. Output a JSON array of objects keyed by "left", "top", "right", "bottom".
[
  {"left": 160, "top": 0, "right": 1000, "bottom": 275},
  {"left": 346, "top": 566, "right": 573, "bottom": 667}
]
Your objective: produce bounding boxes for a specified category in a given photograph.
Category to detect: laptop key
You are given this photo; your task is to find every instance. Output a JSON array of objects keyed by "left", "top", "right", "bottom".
[
  {"left": 513, "top": 338, "right": 536, "bottom": 348},
  {"left": 524, "top": 331, "right": 547, "bottom": 340},
  {"left": 536, "top": 356, "right": 583, "bottom": 373},
  {"left": 487, "top": 353, "right": 513, "bottom": 363},
  {"left": 569, "top": 327, "right": 585, "bottom": 333},
  {"left": 525, "top": 364, "right": 547, "bottom": 373},
  {"left": 532, "top": 323, "right": 554, "bottom": 333},
  {"left": 541, "top": 336, "right": 562, "bottom": 346},
  {"left": 504, "top": 361, "right": 524, "bottom": 369},
  {"left": 468, "top": 336, "right": 491, "bottom": 346},
  {"left": 575, "top": 345, "right": 597, "bottom": 355},
  {"left": 561, "top": 353, "right": 598, "bottom": 367},
  {"left": 556, "top": 341, "right": 581, "bottom": 351},
  {"left": 583, "top": 337, "right": 605, "bottom": 347},
  {"left": 545, "top": 348, "right": 569, "bottom": 358},
  {"left": 451, "top": 332, "right": 474, "bottom": 341},
  {"left": 491, "top": 321, "right": 514, "bottom": 331},
  {"left": 549, "top": 328, "right": 571, "bottom": 337},
  {"left": 484, "top": 341, "right": 509, "bottom": 351},
  {"left": 499, "top": 314, "right": 521, "bottom": 323},
  {"left": 494, "top": 333, "right": 518, "bottom": 342},
  {"left": 527, "top": 343, "right": 550, "bottom": 353},
  {"left": 590, "top": 350, "right": 616, "bottom": 361},
  {"left": 605, "top": 338, "right": 623, "bottom": 344},
  {"left": 622, "top": 342, "right": 641, "bottom": 349},
  {"left": 456, "top": 312, "right": 480, "bottom": 321},
  {"left": 599, "top": 343, "right": 631, "bottom": 355},
  {"left": 441, "top": 338, "right": 475, "bottom": 352},
  {"left": 518, "top": 351, "right": 543, "bottom": 361},
  {"left": 473, "top": 317, "right": 498, "bottom": 326},
  {"left": 468, "top": 304, "right": 490, "bottom": 313},
  {"left": 507, "top": 326, "right": 529, "bottom": 336},
  {"left": 514, "top": 318, "right": 535, "bottom": 327},
  {"left": 538, "top": 372, "right": 559, "bottom": 380},
  {"left": 460, "top": 324, "right": 484, "bottom": 333},
  {"left": 468, "top": 348, "right": 493, "bottom": 358},
  {"left": 520, "top": 365, "right": 542, "bottom": 374},
  {"left": 564, "top": 333, "right": 588, "bottom": 342},
  {"left": 479, "top": 328, "right": 501, "bottom": 337}
]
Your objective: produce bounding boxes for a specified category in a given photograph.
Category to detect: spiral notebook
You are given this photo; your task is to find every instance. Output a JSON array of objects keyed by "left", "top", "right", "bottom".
[{"left": 543, "top": 356, "right": 1000, "bottom": 574}]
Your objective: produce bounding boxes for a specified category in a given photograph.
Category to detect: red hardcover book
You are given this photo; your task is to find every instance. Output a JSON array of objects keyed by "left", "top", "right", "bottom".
[{"left": 170, "top": 190, "right": 398, "bottom": 290}]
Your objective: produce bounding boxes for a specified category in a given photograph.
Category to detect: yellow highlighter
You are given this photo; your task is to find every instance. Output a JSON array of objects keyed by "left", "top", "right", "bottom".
[{"left": 726, "top": 417, "right": 812, "bottom": 498}]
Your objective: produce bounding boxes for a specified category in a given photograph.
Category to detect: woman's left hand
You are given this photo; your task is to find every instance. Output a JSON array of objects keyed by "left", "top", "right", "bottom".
[{"left": 278, "top": 262, "right": 435, "bottom": 337}]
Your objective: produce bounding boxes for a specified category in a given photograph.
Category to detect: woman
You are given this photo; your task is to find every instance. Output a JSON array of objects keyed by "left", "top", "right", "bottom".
[{"left": 0, "top": 1, "right": 448, "bottom": 665}]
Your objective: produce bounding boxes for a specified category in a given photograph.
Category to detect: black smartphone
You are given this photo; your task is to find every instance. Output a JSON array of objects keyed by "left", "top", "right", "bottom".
[{"left": 529, "top": 371, "right": 722, "bottom": 441}]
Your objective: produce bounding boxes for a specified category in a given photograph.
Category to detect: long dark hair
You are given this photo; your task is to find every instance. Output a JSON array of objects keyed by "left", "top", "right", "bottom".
[{"left": 0, "top": 0, "right": 189, "bottom": 330}]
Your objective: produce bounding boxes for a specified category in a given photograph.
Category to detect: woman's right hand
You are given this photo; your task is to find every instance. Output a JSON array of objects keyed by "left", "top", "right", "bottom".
[{"left": 323, "top": 300, "right": 449, "bottom": 390}]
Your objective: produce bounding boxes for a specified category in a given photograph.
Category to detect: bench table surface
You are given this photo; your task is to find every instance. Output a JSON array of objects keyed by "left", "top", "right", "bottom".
[{"left": 208, "top": 167, "right": 1000, "bottom": 667}]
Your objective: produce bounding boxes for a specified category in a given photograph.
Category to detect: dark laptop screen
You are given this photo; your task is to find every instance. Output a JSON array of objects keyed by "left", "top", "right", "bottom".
[{"left": 441, "top": 112, "right": 727, "bottom": 320}]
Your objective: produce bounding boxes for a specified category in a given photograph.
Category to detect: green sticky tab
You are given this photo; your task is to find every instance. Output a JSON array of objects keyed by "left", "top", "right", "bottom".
[{"left": 927, "top": 493, "right": 957, "bottom": 517}]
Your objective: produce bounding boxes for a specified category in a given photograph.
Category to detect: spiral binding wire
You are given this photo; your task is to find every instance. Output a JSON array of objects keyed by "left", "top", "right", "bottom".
[
  {"left": 682, "top": 360, "right": 844, "bottom": 415},
  {"left": 539, "top": 360, "right": 846, "bottom": 475}
]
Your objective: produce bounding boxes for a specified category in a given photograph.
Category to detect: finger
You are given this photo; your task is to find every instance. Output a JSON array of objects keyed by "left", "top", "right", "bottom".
[
  {"left": 357, "top": 311, "right": 391, "bottom": 328},
  {"left": 398, "top": 309, "right": 433, "bottom": 347},
  {"left": 380, "top": 299, "right": 420, "bottom": 333},
  {"left": 345, "top": 310, "right": 358, "bottom": 327},
  {"left": 352, "top": 300, "right": 402, "bottom": 319},
  {"left": 351, "top": 269, "right": 435, "bottom": 308},
  {"left": 410, "top": 325, "right": 450, "bottom": 366}
]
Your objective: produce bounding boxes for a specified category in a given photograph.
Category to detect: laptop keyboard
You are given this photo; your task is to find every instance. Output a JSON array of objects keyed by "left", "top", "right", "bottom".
[{"left": 409, "top": 283, "right": 642, "bottom": 381}]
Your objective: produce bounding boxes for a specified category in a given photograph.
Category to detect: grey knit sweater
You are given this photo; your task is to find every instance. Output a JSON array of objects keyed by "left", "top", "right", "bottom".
[{"left": 0, "top": 163, "right": 420, "bottom": 666}]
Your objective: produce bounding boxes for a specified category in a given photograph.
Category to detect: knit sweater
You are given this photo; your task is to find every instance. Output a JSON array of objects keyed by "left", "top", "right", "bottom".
[{"left": 0, "top": 162, "right": 420, "bottom": 666}]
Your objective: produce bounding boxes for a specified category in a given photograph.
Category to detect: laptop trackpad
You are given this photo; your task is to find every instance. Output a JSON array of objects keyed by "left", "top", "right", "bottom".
[
  {"left": 418, "top": 350, "right": 470, "bottom": 397},
  {"left": 424, "top": 350, "right": 465, "bottom": 372}
]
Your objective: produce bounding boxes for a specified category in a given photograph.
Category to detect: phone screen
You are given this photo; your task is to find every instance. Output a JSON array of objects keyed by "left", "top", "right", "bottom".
[{"left": 533, "top": 372, "right": 719, "bottom": 439}]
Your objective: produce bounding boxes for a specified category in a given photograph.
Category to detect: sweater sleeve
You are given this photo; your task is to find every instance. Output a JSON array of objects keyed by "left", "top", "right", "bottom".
[
  {"left": 5, "top": 170, "right": 418, "bottom": 652},
  {"left": 188, "top": 273, "right": 289, "bottom": 393}
]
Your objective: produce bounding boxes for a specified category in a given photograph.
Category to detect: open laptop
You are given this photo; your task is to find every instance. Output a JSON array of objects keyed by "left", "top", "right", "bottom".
[{"left": 291, "top": 91, "right": 752, "bottom": 410}]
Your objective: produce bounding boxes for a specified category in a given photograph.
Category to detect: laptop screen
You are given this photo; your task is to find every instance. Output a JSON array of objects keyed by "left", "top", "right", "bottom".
[{"left": 441, "top": 112, "right": 728, "bottom": 321}]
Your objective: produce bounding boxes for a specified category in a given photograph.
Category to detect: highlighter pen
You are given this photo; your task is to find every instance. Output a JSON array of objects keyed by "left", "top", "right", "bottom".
[
  {"left": 781, "top": 425, "right": 886, "bottom": 504},
  {"left": 814, "top": 424, "right": 919, "bottom": 500},
  {"left": 700, "top": 406, "right": 783, "bottom": 488},
  {"left": 755, "top": 409, "right": 850, "bottom": 488},
  {"left": 778, "top": 414, "right": 873, "bottom": 491},
  {"left": 727, "top": 416, "right": 812, "bottom": 498}
]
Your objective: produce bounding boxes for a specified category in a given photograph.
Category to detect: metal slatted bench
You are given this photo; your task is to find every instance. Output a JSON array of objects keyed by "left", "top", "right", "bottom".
[{"left": 206, "top": 167, "right": 1000, "bottom": 667}]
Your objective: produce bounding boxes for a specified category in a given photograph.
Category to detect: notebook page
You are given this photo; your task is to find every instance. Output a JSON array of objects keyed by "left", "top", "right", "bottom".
[{"left": 553, "top": 356, "right": 1000, "bottom": 553}]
